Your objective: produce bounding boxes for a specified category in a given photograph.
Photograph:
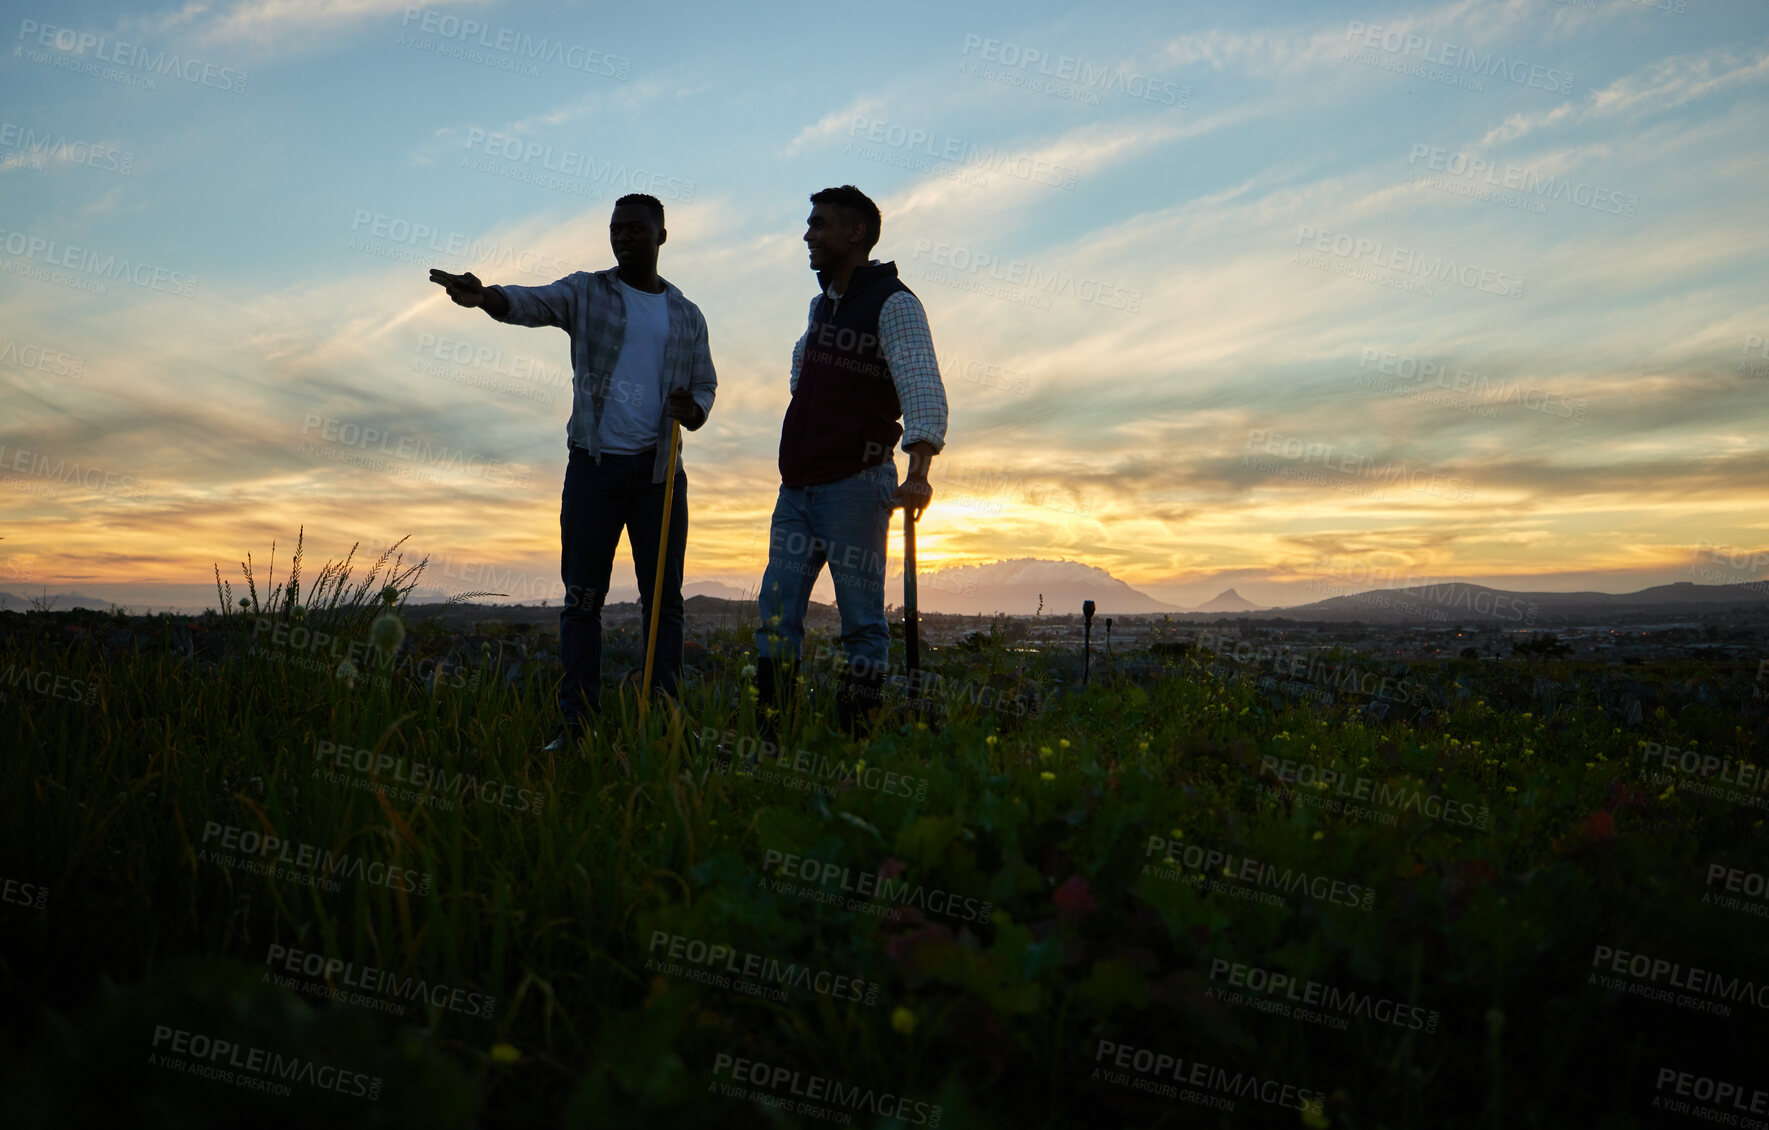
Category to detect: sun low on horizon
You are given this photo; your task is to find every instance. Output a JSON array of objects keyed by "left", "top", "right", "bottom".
[{"left": 4, "top": 0, "right": 1767, "bottom": 615}]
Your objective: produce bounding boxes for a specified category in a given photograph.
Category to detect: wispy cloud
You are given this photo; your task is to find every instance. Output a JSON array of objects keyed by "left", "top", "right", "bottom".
[{"left": 1482, "top": 42, "right": 1769, "bottom": 145}]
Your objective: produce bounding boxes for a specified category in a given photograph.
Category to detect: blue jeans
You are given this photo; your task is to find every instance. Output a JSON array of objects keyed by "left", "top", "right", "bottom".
[
  {"left": 755, "top": 462, "right": 897, "bottom": 674},
  {"left": 559, "top": 445, "right": 687, "bottom": 721}
]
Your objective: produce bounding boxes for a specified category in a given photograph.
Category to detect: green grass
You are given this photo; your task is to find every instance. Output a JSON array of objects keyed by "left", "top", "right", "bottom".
[{"left": 1, "top": 536, "right": 1765, "bottom": 1128}]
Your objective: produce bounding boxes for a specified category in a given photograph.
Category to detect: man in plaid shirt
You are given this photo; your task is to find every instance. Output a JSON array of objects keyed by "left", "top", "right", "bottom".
[
  {"left": 755, "top": 185, "right": 948, "bottom": 738},
  {"left": 430, "top": 194, "right": 717, "bottom": 752}
]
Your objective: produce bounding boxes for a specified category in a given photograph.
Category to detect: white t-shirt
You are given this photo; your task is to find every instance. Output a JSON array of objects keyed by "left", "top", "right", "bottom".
[{"left": 598, "top": 278, "right": 670, "bottom": 454}]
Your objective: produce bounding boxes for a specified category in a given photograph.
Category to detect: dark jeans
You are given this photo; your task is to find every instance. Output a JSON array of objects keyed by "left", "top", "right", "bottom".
[{"left": 559, "top": 445, "right": 687, "bottom": 722}]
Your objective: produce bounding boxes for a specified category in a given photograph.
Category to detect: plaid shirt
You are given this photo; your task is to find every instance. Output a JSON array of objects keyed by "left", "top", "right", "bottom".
[
  {"left": 790, "top": 263, "right": 948, "bottom": 453},
  {"left": 488, "top": 267, "right": 717, "bottom": 483}
]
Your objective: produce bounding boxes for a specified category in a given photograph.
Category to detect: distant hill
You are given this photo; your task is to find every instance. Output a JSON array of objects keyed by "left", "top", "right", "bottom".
[
  {"left": 1191, "top": 588, "right": 1262, "bottom": 613},
  {"left": 685, "top": 580, "right": 753, "bottom": 601},
  {"left": 898, "top": 558, "right": 1182, "bottom": 615},
  {"left": 1264, "top": 581, "right": 1769, "bottom": 624},
  {"left": 0, "top": 590, "right": 117, "bottom": 612}
]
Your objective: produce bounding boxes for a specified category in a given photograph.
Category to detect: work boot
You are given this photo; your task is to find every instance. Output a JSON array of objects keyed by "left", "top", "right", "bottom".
[
  {"left": 756, "top": 656, "right": 797, "bottom": 744},
  {"left": 835, "top": 666, "right": 886, "bottom": 738}
]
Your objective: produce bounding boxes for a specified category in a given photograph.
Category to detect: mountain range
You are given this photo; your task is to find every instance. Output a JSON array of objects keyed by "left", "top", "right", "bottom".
[{"left": 5, "top": 564, "right": 1767, "bottom": 622}]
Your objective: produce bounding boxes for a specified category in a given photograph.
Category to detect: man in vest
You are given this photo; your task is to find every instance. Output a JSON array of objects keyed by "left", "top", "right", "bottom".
[
  {"left": 755, "top": 184, "right": 948, "bottom": 738},
  {"left": 429, "top": 193, "right": 717, "bottom": 753}
]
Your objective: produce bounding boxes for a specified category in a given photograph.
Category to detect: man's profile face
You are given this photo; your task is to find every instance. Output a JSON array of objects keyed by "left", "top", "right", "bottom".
[
  {"left": 610, "top": 203, "right": 664, "bottom": 266},
  {"left": 804, "top": 202, "right": 864, "bottom": 272}
]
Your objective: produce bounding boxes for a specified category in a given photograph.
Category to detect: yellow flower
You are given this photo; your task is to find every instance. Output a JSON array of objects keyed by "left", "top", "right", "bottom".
[
  {"left": 1039, "top": 746, "right": 1053, "bottom": 759},
  {"left": 1040, "top": 771, "right": 1056, "bottom": 782},
  {"left": 985, "top": 735, "right": 998, "bottom": 745},
  {"left": 1059, "top": 739, "right": 1071, "bottom": 749},
  {"left": 491, "top": 1043, "right": 521, "bottom": 1064},
  {"left": 1302, "top": 1099, "right": 1332, "bottom": 1128},
  {"left": 891, "top": 1007, "right": 917, "bottom": 1035},
  {"left": 1138, "top": 741, "right": 1149, "bottom": 752},
  {"left": 1312, "top": 831, "right": 1324, "bottom": 841}
]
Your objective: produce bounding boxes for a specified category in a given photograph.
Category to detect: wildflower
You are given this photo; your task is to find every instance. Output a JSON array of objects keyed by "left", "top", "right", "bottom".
[
  {"left": 1040, "top": 771, "right": 1056, "bottom": 782},
  {"left": 335, "top": 659, "right": 357, "bottom": 686},
  {"left": 491, "top": 1043, "right": 521, "bottom": 1064},
  {"left": 1312, "top": 831, "right": 1324, "bottom": 841},
  {"left": 369, "top": 612, "right": 405, "bottom": 657},
  {"left": 740, "top": 664, "right": 757, "bottom": 679},
  {"left": 1138, "top": 741, "right": 1149, "bottom": 753},
  {"left": 891, "top": 1007, "right": 917, "bottom": 1035},
  {"left": 1504, "top": 786, "right": 1517, "bottom": 793},
  {"left": 1039, "top": 746, "right": 1053, "bottom": 759},
  {"left": 1059, "top": 739, "right": 1071, "bottom": 750},
  {"left": 1170, "top": 828, "right": 1183, "bottom": 840}
]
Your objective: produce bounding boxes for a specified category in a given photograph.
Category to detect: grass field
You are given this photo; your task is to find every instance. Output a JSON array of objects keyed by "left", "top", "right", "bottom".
[{"left": 2, "top": 536, "right": 1766, "bottom": 1128}]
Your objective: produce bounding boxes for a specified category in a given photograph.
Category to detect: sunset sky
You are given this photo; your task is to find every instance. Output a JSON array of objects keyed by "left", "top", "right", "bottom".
[{"left": 3, "top": 0, "right": 1766, "bottom": 613}]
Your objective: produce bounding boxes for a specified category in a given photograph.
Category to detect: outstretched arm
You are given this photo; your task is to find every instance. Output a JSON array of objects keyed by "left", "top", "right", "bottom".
[{"left": 430, "top": 269, "right": 582, "bottom": 329}]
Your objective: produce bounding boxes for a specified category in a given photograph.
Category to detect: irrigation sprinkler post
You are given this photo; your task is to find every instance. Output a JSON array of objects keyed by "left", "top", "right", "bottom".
[
  {"left": 639, "top": 420, "right": 683, "bottom": 718},
  {"left": 1082, "top": 600, "right": 1095, "bottom": 685}
]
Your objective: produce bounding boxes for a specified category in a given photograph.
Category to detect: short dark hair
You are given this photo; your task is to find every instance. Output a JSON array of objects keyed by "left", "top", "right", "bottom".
[
  {"left": 810, "top": 185, "right": 880, "bottom": 254},
  {"left": 614, "top": 193, "right": 665, "bottom": 228}
]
